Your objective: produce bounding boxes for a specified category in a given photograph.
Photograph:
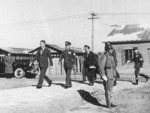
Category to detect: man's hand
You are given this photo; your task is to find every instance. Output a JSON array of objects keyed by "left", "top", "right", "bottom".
[
  {"left": 29, "top": 62, "right": 33, "bottom": 67},
  {"left": 49, "top": 66, "right": 53, "bottom": 69},
  {"left": 140, "top": 67, "right": 143, "bottom": 70},
  {"left": 58, "top": 61, "right": 61, "bottom": 65},
  {"left": 72, "top": 65, "right": 75, "bottom": 71},
  {"left": 102, "top": 75, "right": 108, "bottom": 81},
  {"left": 89, "top": 66, "right": 96, "bottom": 69}
]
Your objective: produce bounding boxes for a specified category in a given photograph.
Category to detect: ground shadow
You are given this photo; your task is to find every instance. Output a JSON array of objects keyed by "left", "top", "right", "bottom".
[
  {"left": 31, "top": 84, "right": 49, "bottom": 87},
  {"left": 77, "top": 89, "right": 106, "bottom": 108},
  {"left": 0, "top": 74, "right": 14, "bottom": 78},
  {"left": 52, "top": 83, "right": 67, "bottom": 88},
  {"left": 139, "top": 73, "right": 149, "bottom": 82},
  {"left": 72, "top": 79, "right": 103, "bottom": 85},
  {"left": 71, "top": 80, "right": 89, "bottom": 85},
  {"left": 94, "top": 80, "right": 104, "bottom": 84},
  {"left": 118, "top": 79, "right": 134, "bottom": 84}
]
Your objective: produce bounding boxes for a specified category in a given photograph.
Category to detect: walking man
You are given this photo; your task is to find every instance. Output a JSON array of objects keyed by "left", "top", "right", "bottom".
[
  {"left": 29, "top": 40, "right": 53, "bottom": 89},
  {"left": 83, "top": 45, "right": 96, "bottom": 86},
  {"left": 59, "top": 41, "right": 76, "bottom": 88},
  {"left": 105, "top": 42, "right": 119, "bottom": 86},
  {"left": 98, "top": 47, "right": 116, "bottom": 108},
  {"left": 133, "top": 47, "right": 144, "bottom": 85},
  {"left": 80, "top": 57, "right": 87, "bottom": 82}
]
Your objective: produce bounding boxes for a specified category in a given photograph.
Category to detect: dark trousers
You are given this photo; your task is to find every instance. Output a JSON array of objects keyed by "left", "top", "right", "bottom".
[
  {"left": 64, "top": 68, "right": 72, "bottom": 87},
  {"left": 82, "top": 67, "right": 88, "bottom": 81},
  {"left": 135, "top": 68, "right": 140, "bottom": 79},
  {"left": 88, "top": 68, "right": 95, "bottom": 85},
  {"left": 38, "top": 67, "right": 52, "bottom": 86},
  {"left": 134, "top": 63, "right": 141, "bottom": 80},
  {"left": 6, "top": 73, "right": 12, "bottom": 79}
]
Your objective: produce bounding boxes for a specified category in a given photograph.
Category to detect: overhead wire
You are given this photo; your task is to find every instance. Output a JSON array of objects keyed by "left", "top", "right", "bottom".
[
  {"left": 2, "top": 13, "right": 89, "bottom": 27},
  {"left": 1, "top": 12, "right": 150, "bottom": 27}
]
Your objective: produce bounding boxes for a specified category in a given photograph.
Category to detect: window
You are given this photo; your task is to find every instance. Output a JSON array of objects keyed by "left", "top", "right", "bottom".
[
  {"left": 122, "top": 49, "right": 134, "bottom": 65},
  {"left": 125, "top": 49, "right": 134, "bottom": 62}
]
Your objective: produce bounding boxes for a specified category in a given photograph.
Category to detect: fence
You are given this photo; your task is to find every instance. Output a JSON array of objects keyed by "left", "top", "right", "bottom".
[{"left": 46, "top": 56, "right": 83, "bottom": 75}]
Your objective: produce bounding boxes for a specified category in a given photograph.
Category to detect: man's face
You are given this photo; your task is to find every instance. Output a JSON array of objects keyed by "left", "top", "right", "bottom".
[
  {"left": 109, "top": 49, "right": 113, "bottom": 54},
  {"left": 8, "top": 53, "right": 11, "bottom": 56},
  {"left": 134, "top": 49, "right": 138, "bottom": 53},
  {"left": 40, "top": 42, "right": 45, "bottom": 48},
  {"left": 65, "top": 45, "right": 70, "bottom": 49},
  {"left": 107, "top": 42, "right": 110, "bottom": 45},
  {"left": 84, "top": 47, "right": 89, "bottom": 53}
]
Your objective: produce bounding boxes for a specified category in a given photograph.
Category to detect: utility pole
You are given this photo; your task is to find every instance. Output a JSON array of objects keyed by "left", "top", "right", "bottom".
[{"left": 88, "top": 12, "right": 99, "bottom": 52}]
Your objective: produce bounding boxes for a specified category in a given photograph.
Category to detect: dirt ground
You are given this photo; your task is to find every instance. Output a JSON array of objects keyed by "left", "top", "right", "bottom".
[
  {"left": 0, "top": 64, "right": 150, "bottom": 113},
  {"left": 67, "top": 83, "right": 150, "bottom": 113}
]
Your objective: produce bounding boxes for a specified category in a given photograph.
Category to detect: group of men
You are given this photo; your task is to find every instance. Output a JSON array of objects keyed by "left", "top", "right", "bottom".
[
  {"left": 29, "top": 40, "right": 76, "bottom": 89},
  {"left": 82, "top": 43, "right": 118, "bottom": 108},
  {"left": 81, "top": 42, "right": 149, "bottom": 108},
  {"left": 29, "top": 40, "right": 148, "bottom": 109}
]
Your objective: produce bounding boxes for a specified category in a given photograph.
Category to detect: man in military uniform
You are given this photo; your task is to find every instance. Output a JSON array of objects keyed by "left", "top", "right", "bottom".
[
  {"left": 98, "top": 47, "right": 116, "bottom": 108},
  {"left": 83, "top": 45, "right": 96, "bottom": 86},
  {"left": 59, "top": 41, "right": 76, "bottom": 88},
  {"left": 105, "top": 42, "right": 119, "bottom": 86},
  {"left": 133, "top": 47, "right": 144, "bottom": 85}
]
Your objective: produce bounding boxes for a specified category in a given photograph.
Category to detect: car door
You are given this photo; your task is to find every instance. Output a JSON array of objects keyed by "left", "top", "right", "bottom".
[{"left": 0, "top": 57, "right": 5, "bottom": 73}]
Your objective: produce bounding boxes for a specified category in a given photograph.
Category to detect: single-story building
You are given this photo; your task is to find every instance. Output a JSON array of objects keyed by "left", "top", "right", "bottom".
[
  {"left": 103, "top": 24, "right": 150, "bottom": 66},
  {"left": 0, "top": 47, "right": 33, "bottom": 61},
  {"left": 29, "top": 44, "right": 84, "bottom": 75},
  {"left": 0, "top": 47, "right": 33, "bottom": 74}
]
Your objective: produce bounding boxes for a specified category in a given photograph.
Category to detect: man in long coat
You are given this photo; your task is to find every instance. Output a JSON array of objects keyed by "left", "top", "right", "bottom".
[{"left": 4, "top": 53, "right": 14, "bottom": 78}]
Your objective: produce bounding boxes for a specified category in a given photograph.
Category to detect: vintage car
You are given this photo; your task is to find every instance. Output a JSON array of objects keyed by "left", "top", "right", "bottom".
[{"left": 0, "top": 55, "right": 40, "bottom": 79}]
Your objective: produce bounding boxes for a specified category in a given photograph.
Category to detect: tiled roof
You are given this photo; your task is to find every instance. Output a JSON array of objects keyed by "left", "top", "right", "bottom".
[
  {"left": 108, "top": 24, "right": 150, "bottom": 40},
  {"left": 29, "top": 44, "right": 83, "bottom": 54},
  {"left": 0, "top": 47, "right": 32, "bottom": 54}
]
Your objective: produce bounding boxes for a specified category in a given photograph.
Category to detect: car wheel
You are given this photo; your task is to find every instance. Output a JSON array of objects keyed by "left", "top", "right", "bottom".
[{"left": 14, "top": 68, "right": 25, "bottom": 79}]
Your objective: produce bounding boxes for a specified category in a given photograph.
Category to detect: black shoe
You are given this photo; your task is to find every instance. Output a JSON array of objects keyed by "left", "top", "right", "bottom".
[
  {"left": 106, "top": 104, "right": 111, "bottom": 109},
  {"left": 64, "top": 85, "right": 72, "bottom": 89},
  {"left": 111, "top": 104, "right": 116, "bottom": 107},
  {"left": 113, "top": 81, "right": 117, "bottom": 86},
  {"left": 146, "top": 77, "right": 149, "bottom": 82},
  {"left": 89, "top": 83, "right": 94, "bottom": 86},
  {"left": 81, "top": 80, "right": 85, "bottom": 83},
  {"left": 48, "top": 80, "right": 52, "bottom": 87},
  {"left": 135, "top": 79, "right": 139, "bottom": 85},
  {"left": 36, "top": 85, "right": 42, "bottom": 89}
]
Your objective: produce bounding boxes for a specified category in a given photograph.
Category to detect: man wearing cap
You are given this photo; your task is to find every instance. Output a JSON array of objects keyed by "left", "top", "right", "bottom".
[
  {"left": 133, "top": 47, "right": 144, "bottom": 85},
  {"left": 98, "top": 46, "right": 116, "bottom": 108},
  {"left": 105, "top": 42, "right": 119, "bottom": 86},
  {"left": 59, "top": 41, "right": 76, "bottom": 88},
  {"left": 83, "top": 45, "right": 96, "bottom": 86}
]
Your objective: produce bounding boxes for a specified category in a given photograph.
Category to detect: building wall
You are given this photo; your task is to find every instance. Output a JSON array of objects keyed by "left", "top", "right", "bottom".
[
  {"left": 46, "top": 57, "right": 83, "bottom": 75},
  {"left": 112, "top": 43, "right": 150, "bottom": 66}
]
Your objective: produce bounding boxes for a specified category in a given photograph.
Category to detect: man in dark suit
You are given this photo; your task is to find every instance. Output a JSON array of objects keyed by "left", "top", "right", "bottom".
[
  {"left": 29, "top": 40, "right": 53, "bottom": 89},
  {"left": 83, "top": 45, "right": 96, "bottom": 86},
  {"left": 59, "top": 41, "right": 76, "bottom": 88},
  {"left": 133, "top": 47, "right": 144, "bottom": 85}
]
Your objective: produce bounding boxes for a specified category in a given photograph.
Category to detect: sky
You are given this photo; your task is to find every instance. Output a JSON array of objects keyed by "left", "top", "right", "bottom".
[{"left": 0, "top": 0, "right": 150, "bottom": 52}]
